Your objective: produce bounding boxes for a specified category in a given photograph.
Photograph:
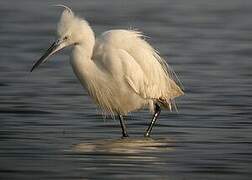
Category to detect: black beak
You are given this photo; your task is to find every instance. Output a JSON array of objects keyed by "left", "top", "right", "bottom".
[{"left": 30, "top": 41, "right": 60, "bottom": 72}]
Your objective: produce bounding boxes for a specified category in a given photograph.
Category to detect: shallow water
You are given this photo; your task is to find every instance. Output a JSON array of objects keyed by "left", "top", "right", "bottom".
[{"left": 1, "top": 0, "right": 252, "bottom": 179}]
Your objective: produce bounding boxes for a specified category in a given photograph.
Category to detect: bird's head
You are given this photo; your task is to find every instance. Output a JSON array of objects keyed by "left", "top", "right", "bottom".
[{"left": 31, "top": 5, "right": 94, "bottom": 72}]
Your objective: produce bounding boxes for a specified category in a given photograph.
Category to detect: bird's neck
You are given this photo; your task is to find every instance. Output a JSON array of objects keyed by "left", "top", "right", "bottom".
[
  {"left": 71, "top": 42, "right": 99, "bottom": 90},
  {"left": 74, "top": 25, "right": 95, "bottom": 58},
  {"left": 71, "top": 23, "right": 96, "bottom": 79},
  {"left": 74, "top": 42, "right": 94, "bottom": 59}
]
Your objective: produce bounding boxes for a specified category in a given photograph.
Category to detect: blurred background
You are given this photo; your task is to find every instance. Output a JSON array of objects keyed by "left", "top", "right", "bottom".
[{"left": 0, "top": 0, "right": 252, "bottom": 179}]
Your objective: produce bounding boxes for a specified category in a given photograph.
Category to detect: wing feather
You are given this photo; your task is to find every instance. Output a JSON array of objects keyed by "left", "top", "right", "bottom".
[{"left": 93, "top": 29, "right": 184, "bottom": 105}]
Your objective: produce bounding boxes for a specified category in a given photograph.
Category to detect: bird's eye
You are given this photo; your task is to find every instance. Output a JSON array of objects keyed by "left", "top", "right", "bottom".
[{"left": 63, "top": 36, "right": 68, "bottom": 40}]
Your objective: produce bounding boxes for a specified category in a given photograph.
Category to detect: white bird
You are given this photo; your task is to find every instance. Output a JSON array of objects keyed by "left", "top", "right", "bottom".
[{"left": 31, "top": 5, "right": 184, "bottom": 137}]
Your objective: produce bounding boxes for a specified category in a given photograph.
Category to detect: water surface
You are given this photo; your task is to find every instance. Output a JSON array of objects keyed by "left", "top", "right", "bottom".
[{"left": 0, "top": 0, "right": 252, "bottom": 179}]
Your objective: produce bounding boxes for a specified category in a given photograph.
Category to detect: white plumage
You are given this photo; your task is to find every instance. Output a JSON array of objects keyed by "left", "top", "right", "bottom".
[
  {"left": 73, "top": 29, "right": 183, "bottom": 115},
  {"left": 31, "top": 6, "right": 184, "bottom": 137}
]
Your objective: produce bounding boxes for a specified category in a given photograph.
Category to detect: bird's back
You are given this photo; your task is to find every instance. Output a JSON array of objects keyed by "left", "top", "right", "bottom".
[{"left": 92, "top": 29, "right": 183, "bottom": 112}]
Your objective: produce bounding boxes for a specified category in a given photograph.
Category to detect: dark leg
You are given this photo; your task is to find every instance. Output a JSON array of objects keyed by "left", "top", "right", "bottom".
[
  {"left": 118, "top": 114, "right": 129, "bottom": 137},
  {"left": 144, "top": 104, "right": 161, "bottom": 137}
]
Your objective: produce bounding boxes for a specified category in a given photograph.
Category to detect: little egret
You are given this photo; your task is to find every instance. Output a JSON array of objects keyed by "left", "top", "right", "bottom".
[{"left": 31, "top": 5, "right": 184, "bottom": 137}]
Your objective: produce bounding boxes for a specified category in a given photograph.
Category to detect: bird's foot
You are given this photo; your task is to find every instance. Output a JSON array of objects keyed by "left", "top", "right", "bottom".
[{"left": 121, "top": 134, "right": 129, "bottom": 139}]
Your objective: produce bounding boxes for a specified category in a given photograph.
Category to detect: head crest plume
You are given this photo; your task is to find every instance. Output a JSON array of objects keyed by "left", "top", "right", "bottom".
[
  {"left": 53, "top": 4, "right": 75, "bottom": 36},
  {"left": 53, "top": 4, "right": 73, "bottom": 15}
]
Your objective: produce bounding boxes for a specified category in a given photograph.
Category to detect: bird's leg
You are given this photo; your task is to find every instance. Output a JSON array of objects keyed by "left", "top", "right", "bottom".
[
  {"left": 144, "top": 104, "right": 161, "bottom": 137},
  {"left": 118, "top": 114, "right": 129, "bottom": 138}
]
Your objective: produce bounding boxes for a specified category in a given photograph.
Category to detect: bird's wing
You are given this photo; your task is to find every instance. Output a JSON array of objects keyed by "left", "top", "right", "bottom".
[
  {"left": 117, "top": 49, "right": 182, "bottom": 101},
  {"left": 93, "top": 30, "right": 184, "bottom": 101},
  {"left": 117, "top": 49, "right": 150, "bottom": 98},
  {"left": 93, "top": 46, "right": 149, "bottom": 98}
]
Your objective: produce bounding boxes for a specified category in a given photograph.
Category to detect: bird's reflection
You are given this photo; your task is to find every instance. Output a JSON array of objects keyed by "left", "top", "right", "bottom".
[{"left": 73, "top": 137, "right": 175, "bottom": 154}]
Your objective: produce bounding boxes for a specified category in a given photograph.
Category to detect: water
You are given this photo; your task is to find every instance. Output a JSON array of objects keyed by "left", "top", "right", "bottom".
[{"left": 1, "top": 0, "right": 252, "bottom": 179}]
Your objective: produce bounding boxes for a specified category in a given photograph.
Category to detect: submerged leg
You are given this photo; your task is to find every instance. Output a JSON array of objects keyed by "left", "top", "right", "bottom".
[
  {"left": 118, "top": 114, "right": 129, "bottom": 137},
  {"left": 144, "top": 104, "right": 161, "bottom": 137}
]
